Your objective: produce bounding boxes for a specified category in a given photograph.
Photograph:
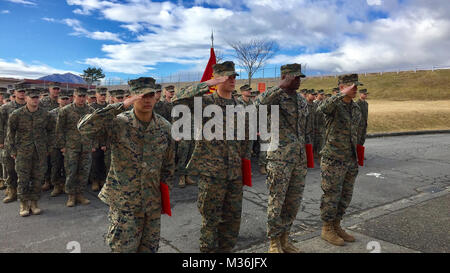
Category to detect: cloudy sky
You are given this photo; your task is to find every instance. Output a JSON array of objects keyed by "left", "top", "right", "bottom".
[{"left": 0, "top": 0, "right": 449, "bottom": 81}]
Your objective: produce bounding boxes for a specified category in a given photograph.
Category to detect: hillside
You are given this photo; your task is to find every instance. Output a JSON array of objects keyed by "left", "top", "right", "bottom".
[
  {"left": 39, "top": 73, "right": 86, "bottom": 84},
  {"left": 237, "top": 69, "right": 450, "bottom": 101}
]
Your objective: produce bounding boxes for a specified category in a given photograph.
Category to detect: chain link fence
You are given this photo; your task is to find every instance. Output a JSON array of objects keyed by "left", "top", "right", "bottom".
[{"left": 101, "top": 64, "right": 450, "bottom": 88}]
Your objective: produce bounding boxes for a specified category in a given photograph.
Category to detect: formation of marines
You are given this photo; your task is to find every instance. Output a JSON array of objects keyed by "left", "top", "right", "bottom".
[{"left": 0, "top": 61, "right": 369, "bottom": 253}]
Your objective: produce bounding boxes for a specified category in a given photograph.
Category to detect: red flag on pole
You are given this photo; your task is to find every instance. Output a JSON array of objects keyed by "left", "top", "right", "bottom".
[{"left": 201, "top": 47, "right": 217, "bottom": 93}]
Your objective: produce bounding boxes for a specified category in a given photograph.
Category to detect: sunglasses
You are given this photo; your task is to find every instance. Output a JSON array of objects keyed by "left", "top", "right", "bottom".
[
  {"left": 116, "top": 96, "right": 124, "bottom": 99},
  {"left": 17, "top": 90, "right": 26, "bottom": 93},
  {"left": 61, "top": 98, "right": 69, "bottom": 100},
  {"left": 77, "top": 94, "right": 86, "bottom": 97}
]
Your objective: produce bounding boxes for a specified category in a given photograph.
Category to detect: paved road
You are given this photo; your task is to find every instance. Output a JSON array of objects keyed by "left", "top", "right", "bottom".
[{"left": 0, "top": 134, "right": 449, "bottom": 253}]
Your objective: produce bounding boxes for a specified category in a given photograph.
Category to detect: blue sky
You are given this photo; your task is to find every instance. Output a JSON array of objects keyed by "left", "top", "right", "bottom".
[{"left": 1, "top": 0, "right": 449, "bottom": 82}]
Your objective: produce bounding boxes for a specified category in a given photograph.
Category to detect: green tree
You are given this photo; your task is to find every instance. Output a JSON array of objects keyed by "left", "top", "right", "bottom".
[{"left": 81, "top": 67, "right": 105, "bottom": 88}]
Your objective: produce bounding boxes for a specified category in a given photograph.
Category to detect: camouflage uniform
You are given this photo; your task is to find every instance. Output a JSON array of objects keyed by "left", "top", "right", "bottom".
[
  {"left": 172, "top": 62, "right": 251, "bottom": 253},
  {"left": 314, "top": 98, "right": 326, "bottom": 156},
  {"left": 78, "top": 77, "right": 175, "bottom": 253},
  {"left": 39, "top": 95, "right": 59, "bottom": 112},
  {"left": 154, "top": 100, "right": 173, "bottom": 122},
  {"left": 317, "top": 74, "right": 362, "bottom": 223},
  {"left": 356, "top": 89, "right": 369, "bottom": 145},
  {"left": 0, "top": 88, "right": 6, "bottom": 189},
  {"left": 6, "top": 97, "right": 53, "bottom": 202},
  {"left": 49, "top": 107, "right": 65, "bottom": 188},
  {"left": 89, "top": 89, "right": 109, "bottom": 185},
  {"left": 56, "top": 101, "right": 94, "bottom": 196},
  {"left": 0, "top": 100, "right": 27, "bottom": 191},
  {"left": 254, "top": 64, "right": 313, "bottom": 239},
  {"left": 306, "top": 89, "right": 317, "bottom": 157}
]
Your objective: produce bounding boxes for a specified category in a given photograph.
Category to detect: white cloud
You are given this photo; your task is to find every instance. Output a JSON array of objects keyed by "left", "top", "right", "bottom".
[
  {"left": 0, "top": 59, "right": 79, "bottom": 79},
  {"left": 1, "top": 10, "right": 11, "bottom": 14},
  {"left": 6, "top": 0, "right": 36, "bottom": 5},
  {"left": 43, "top": 17, "right": 123, "bottom": 42},
  {"left": 64, "top": 0, "right": 450, "bottom": 75},
  {"left": 367, "top": 0, "right": 382, "bottom": 5}
]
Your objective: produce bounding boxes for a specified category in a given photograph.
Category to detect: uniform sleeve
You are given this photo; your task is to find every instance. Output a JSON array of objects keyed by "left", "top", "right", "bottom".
[
  {"left": 360, "top": 103, "right": 368, "bottom": 145},
  {"left": 0, "top": 107, "right": 6, "bottom": 145},
  {"left": 304, "top": 105, "right": 313, "bottom": 145},
  {"left": 317, "top": 94, "right": 346, "bottom": 116},
  {"left": 171, "top": 83, "right": 210, "bottom": 109},
  {"left": 46, "top": 112, "right": 56, "bottom": 152},
  {"left": 160, "top": 131, "right": 175, "bottom": 190},
  {"left": 77, "top": 103, "right": 127, "bottom": 142},
  {"left": 254, "top": 87, "right": 283, "bottom": 106},
  {"left": 55, "top": 108, "right": 66, "bottom": 149},
  {"left": 6, "top": 112, "right": 17, "bottom": 156}
]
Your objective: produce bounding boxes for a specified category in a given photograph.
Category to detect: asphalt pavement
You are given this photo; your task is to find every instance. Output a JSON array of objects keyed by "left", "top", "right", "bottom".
[{"left": 0, "top": 133, "right": 449, "bottom": 253}]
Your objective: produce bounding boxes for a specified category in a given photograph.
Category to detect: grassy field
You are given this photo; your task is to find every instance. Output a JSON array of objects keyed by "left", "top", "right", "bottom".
[{"left": 367, "top": 100, "right": 450, "bottom": 133}]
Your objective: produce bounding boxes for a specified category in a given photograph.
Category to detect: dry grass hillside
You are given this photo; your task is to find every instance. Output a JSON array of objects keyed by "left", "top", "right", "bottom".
[{"left": 238, "top": 69, "right": 450, "bottom": 101}]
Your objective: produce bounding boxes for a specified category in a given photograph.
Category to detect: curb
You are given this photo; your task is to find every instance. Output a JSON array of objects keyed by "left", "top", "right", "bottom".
[{"left": 367, "top": 130, "right": 450, "bottom": 138}]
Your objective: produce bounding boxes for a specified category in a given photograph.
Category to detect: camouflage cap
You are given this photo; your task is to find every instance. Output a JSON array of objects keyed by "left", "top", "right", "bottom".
[
  {"left": 306, "top": 89, "right": 317, "bottom": 95},
  {"left": 300, "top": 89, "right": 307, "bottom": 94},
  {"left": 332, "top": 87, "right": 340, "bottom": 93},
  {"left": 213, "top": 61, "right": 239, "bottom": 77},
  {"left": 74, "top": 87, "right": 88, "bottom": 95},
  {"left": 165, "top": 85, "right": 175, "bottom": 91},
  {"left": 232, "top": 90, "right": 238, "bottom": 96},
  {"left": 87, "top": 89, "right": 96, "bottom": 97},
  {"left": 325, "top": 94, "right": 332, "bottom": 98},
  {"left": 59, "top": 90, "right": 70, "bottom": 99},
  {"left": 49, "top": 82, "right": 61, "bottom": 89},
  {"left": 25, "top": 88, "right": 40, "bottom": 97},
  {"left": 240, "top": 84, "right": 252, "bottom": 91},
  {"left": 250, "top": 90, "right": 260, "bottom": 97},
  {"left": 280, "top": 63, "right": 306, "bottom": 78},
  {"left": 155, "top": 84, "right": 162, "bottom": 92},
  {"left": 318, "top": 89, "right": 325, "bottom": 95},
  {"left": 359, "top": 88, "right": 368, "bottom": 94},
  {"left": 15, "top": 84, "right": 26, "bottom": 91},
  {"left": 0, "top": 87, "right": 7, "bottom": 93},
  {"left": 338, "top": 74, "right": 363, "bottom": 86},
  {"left": 110, "top": 89, "right": 125, "bottom": 98},
  {"left": 96, "top": 87, "right": 108, "bottom": 94},
  {"left": 128, "top": 77, "right": 156, "bottom": 95}
]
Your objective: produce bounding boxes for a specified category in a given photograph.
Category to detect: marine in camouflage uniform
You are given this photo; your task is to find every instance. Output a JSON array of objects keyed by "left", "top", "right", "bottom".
[
  {"left": 56, "top": 87, "right": 94, "bottom": 207},
  {"left": 153, "top": 84, "right": 173, "bottom": 122},
  {"left": 172, "top": 61, "right": 252, "bottom": 253},
  {"left": 40, "top": 82, "right": 61, "bottom": 191},
  {"left": 255, "top": 64, "right": 313, "bottom": 253},
  {"left": 305, "top": 89, "right": 317, "bottom": 160},
  {"left": 314, "top": 90, "right": 326, "bottom": 159},
  {"left": 1, "top": 86, "right": 27, "bottom": 203},
  {"left": 48, "top": 90, "right": 72, "bottom": 197},
  {"left": 0, "top": 88, "right": 7, "bottom": 190},
  {"left": 356, "top": 89, "right": 369, "bottom": 146},
  {"left": 317, "top": 74, "right": 363, "bottom": 246},
  {"left": 78, "top": 77, "right": 175, "bottom": 253},
  {"left": 89, "top": 87, "right": 109, "bottom": 191},
  {"left": 7, "top": 89, "right": 54, "bottom": 216}
]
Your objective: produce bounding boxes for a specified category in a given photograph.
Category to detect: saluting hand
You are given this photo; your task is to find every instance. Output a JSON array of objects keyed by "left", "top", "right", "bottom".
[
  {"left": 123, "top": 94, "right": 144, "bottom": 109},
  {"left": 340, "top": 84, "right": 356, "bottom": 96},
  {"left": 204, "top": 76, "right": 229, "bottom": 87}
]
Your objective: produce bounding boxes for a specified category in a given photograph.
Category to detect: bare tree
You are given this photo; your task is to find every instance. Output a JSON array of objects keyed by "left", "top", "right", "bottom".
[
  {"left": 228, "top": 39, "right": 278, "bottom": 86},
  {"left": 215, "top": 49, "right": 224, "bottom": 63}
]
